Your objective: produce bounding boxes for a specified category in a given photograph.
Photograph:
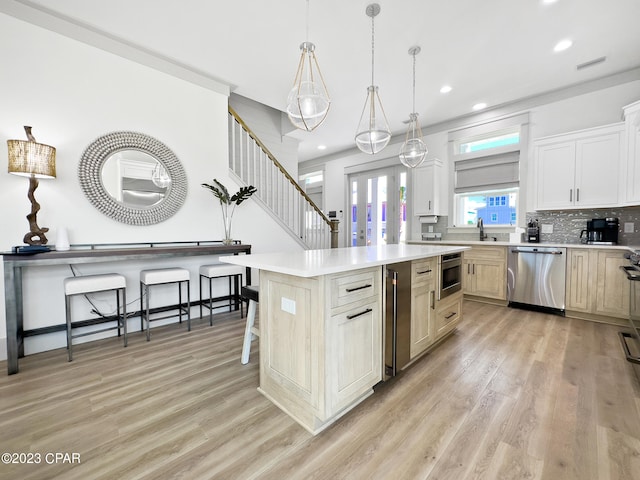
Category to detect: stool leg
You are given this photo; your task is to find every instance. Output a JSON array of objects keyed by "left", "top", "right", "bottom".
[
  {"left": 228, "top": 275, "right": 232, "bottom": 312},
  {"left": 65, "top": 295, "right": 73, "bottom": 362},
  {"left": 145, "top": 284, "right": 151, "bottom": 342},
  {"left": 140, "top": 282, "right": 144, "bottom": 333},
  {"left": 178, "top": 281, "right": 183, "bottom": 325},
  {"left": 208, "top": 276, "right": 213, "bottom": 326},
  {"left": 241, "top": 299, "right": 257, "bottom": 364},
  {"left": 121, "top": 287, "right": 128, "bottom": 348},
  {"left": 199, "top": 275, "right": 203, "bottom": 321},
  {"left": 186, "top": 280, "right": 191, "bottom": 332}
]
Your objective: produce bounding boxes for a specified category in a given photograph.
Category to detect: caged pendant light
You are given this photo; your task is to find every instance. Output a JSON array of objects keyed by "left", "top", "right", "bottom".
[
  {"left": 399, "top": 46, "right": 427, "bottom": 168},
  {"left": 286, "top": 0, "right": 330, "bottom": 131},
  {"left": 355, "top": 3, "right": 391, "bottom": 155}
]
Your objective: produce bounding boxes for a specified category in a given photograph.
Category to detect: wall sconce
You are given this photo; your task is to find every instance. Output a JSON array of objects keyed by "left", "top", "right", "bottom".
[{"left": 7, "top": 126, "right": 57, "bottom": 248}]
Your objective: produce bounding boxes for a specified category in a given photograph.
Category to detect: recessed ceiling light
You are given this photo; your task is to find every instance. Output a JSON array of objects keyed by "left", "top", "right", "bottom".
[
  {"left": 317, "top": 145, "right": 327, "bottom": 150},
  {"left": 440, "top": 85, "right": 452, "bottom": 94},
  {"left": 554, "top": 39, "right": 573, "bottom": 52},
  {"left": 542, "top": 0, "right": 558, "bottom": 5},
  {"left": 472, "top": 103, "right": 487, "bottom": 111}
]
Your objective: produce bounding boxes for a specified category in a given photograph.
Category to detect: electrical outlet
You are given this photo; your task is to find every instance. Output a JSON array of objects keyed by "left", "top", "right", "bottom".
[
  {"left": 625, "top": 222, "right": 635, "bottom": 233},
  {"left": 541, "top": 224, "right": 553, "bottom": 234},
  {"left": 428, "top": 226, "right": 434, "bottom": 233}
]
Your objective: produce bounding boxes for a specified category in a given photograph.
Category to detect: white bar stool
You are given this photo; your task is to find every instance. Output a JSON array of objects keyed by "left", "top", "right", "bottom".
[
  {"left": 64, "top": 273, "right": 127, "bottom": 362},
  {"left": 241, "top": 285, "right": 259, "bottom": 364},
  {"left": 199, "top": 264, "right": 244, "bottom": 325},
  {"left": 139, "top": 268, "right": 190, "bottom": 341}
]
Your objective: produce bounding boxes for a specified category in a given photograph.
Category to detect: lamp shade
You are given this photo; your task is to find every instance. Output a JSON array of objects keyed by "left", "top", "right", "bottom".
[
  {"left": 355, "top": 85, "right": 391, "bottom": 155},
  {"left": 7, "top": 140, "right": 56, "bottom": 178}
]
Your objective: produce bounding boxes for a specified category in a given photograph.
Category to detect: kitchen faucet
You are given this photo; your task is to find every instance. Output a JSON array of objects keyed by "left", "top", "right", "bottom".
[{"left": 478, "top": 217, "right": 487, "bottom": 241}]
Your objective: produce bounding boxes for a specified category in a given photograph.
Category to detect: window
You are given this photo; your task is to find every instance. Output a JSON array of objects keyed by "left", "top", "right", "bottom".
[
  {"left": 455, "top": 189, "right": 518, "bottom": 226},
  {"left": 449, "top": 113, "right": 528, "bottom": 228}
]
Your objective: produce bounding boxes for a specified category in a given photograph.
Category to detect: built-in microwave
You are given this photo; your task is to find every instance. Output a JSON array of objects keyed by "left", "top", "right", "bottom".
[{"left": 439, "top": 252, "right": 462, "bottom": 300}]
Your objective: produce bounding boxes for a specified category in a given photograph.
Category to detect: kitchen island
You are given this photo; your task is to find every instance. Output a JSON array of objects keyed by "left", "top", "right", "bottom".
[{"left": 221, "top": 244, "right": 468, "bottom": 434}]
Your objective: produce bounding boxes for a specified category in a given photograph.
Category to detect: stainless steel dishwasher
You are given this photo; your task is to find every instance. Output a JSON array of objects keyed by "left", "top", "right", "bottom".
[{"left": 507, "top": 246, "right": 567, "bottom": 314}]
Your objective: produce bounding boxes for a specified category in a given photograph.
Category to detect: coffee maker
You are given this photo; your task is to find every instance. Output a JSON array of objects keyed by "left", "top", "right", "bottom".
[{"left": 580, "top": 217, "right": 619, "bottom": 244}]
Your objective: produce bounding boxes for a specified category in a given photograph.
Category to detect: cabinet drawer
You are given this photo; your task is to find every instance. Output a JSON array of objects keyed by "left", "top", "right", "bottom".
[
  {"left": 435, "top": 295, "right": 462, "bottom": 339},
  {"left": 330, "top": 268, "right": 379, "bottom": 309},
  {"left": 412, "top": 259, "right": 436, "bottom": 286},
  {"left": 463, "top": 246, "right": 506, "bottom": 261}
]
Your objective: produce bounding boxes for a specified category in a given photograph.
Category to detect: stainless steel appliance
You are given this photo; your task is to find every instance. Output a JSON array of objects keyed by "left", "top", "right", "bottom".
[
  {"left": 440, "top": 252, "right": 462, "bottom": 300},
  {"left": 507, "top": 246, "right": 567, "bottom": 313},
  {"left": 385, "top": 262, "right": 412, "bottom": 378},
  {"left": 581, "top": 217, "right": 619, "bottom": 245},
  {"left": 619, "top": 252, "right": 640, "bottom": 368}
]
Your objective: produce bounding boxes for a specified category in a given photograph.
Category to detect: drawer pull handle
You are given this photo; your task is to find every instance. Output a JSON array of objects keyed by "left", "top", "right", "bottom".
[
  {"left": 347, "top": 308, "right": 373, "bottom": 320},
  {"left": 345, "top": 284, "right": 372, "bottom": 293},
  {"left": 417, "top": 269, "right": 432, "bottom": 275},
  {"left": 445, "top": 312, "right": 457, "bottom": 319}
]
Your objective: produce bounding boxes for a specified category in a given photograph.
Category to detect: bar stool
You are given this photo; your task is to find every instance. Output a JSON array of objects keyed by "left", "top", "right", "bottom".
[
  {"left": 241, "top": 285, "right": 259, "bottom": 364},
  {"left": 64, "top": 273, "right": 127, "bottom": 362},
  {"left": 140, "top": 268, "right": 190, "bottom": 341},
  {"left": 199, "top": 264, "right": 244, "bottom": 325}
]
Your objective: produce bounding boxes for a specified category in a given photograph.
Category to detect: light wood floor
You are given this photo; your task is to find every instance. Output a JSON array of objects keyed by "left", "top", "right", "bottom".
[{"left": 1, "top": 302, "right": 640, "bottom": 480}]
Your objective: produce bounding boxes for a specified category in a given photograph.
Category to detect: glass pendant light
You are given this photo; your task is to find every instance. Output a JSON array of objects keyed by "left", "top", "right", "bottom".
[
  {"left": 151, "top": 162, "right": 171, "bottom": 188},
  {"left": 355, "top": 3, "right": 391, "bottom": 155},
  {"left": 286, "top": 0, "right": 330, "bottom": 131},
  {"left": 399, "top": 46, "right": 427, "bottom": 168}
]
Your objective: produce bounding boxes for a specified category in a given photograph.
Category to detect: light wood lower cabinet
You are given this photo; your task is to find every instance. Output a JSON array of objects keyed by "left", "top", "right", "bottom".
[
  {"left": 565, "top": 248, "right": 629, "bottom": 319},
  {"left": 462, "top": 246, "right": 507, "bottom": 300},
  {"left": 410, "top": 258, "right": 436, "bottom": 359},
  {"left": 258, "top": 267, "right": 382, "bottom": 435}
]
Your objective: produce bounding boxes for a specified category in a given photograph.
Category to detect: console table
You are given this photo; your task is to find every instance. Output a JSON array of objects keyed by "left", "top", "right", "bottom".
[{"left": 2, "top": 241, "right": 251, "bottom": 374}]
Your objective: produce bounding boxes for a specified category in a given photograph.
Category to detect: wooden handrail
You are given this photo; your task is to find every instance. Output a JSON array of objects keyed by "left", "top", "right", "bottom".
[{"left": 228, "top": 106, "right": 333, "bottom": 227}]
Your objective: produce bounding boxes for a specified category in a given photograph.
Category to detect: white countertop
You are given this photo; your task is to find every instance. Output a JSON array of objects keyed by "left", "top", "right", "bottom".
[
  {"left": 220, "top": 244, "right": 469, "bottom": 278},
  {"left": 408, "top": 239, "right": 635, "bottom": 251}
]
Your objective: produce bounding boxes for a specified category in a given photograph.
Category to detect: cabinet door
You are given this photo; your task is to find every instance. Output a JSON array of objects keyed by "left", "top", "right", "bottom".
[
  {"left": 594, "top": 250, "right": 629, "bottom": 318},
  {"left": 536, "top": 141, "right": 576, "bottom": 209},
  {"left": 410, "top": 284, "right": 434, "bottom": 359},
  {"left": 566, "top": 249, "right": 591, "bottom": 312},
  {"left": 575, "top": 133, "right": 620, "bottom": 207},
  {"left": 329, "top": 300, "right": 382, "bottom": 413},
  {"left": 413, "top": 160, "right": 442, "bottom": 216},
  {"left": 473, "top": 260, "right": 507, "bottom": 300},
  {"left": 624, "top": 102, "right": 640, "bottom": 204}
]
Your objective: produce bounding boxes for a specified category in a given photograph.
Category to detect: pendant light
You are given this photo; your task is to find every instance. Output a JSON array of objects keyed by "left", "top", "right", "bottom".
[
  {"left": 399, "top": 46, "right": 428, "bottom": 168},
  {"left": 355, "top": 3, "right": 391, "bottom": 155},
  {"left": 286, "top": 0, "right": 330, "bottom": 131}
]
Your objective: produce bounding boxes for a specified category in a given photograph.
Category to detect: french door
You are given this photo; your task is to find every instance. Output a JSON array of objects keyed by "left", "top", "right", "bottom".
[{"left": 350, "top": 166, "right": 407, "bottom": 247}]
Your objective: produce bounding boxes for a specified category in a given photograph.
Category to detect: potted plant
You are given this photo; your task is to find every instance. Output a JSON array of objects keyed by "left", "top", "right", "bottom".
[{"left": 202, "top": 179, "right": 257, "bottom": 244}]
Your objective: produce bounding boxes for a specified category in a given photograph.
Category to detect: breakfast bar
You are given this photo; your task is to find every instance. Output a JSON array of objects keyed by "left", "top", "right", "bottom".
[{"left": 221, "top": 243, "right": 468, "bottom": 434}]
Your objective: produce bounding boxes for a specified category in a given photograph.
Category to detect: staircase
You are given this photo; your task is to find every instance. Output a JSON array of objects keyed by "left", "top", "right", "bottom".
[{"left": 228, "top": 106, "right": 338, "bottom": 250}]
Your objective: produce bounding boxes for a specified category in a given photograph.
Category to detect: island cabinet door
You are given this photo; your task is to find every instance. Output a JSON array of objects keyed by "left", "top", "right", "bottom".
[
  {"left": 259, "top": 272, "right": 325, "bottom": 420},
  {"left": 327, "top": 298, "right": 382, "bottom": 414}
]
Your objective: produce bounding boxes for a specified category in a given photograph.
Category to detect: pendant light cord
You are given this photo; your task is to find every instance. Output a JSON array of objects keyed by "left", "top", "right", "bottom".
[
  {"left": 306, "top": 0, "right": 310, "bottom": 42},
  {"left": 370, "top": 13, "right": 375, "bottom": 86},
  {"left": 412, "top": 51, "right": 417, "bottom": 114}
]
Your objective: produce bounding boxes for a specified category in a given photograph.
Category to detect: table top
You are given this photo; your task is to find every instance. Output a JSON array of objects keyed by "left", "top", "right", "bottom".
[
  {"left": 220, "top": 244, "right": 469, "bottom": 278},
  {"left": 2, "top": 242, "right": 251, "bottom": 266}
]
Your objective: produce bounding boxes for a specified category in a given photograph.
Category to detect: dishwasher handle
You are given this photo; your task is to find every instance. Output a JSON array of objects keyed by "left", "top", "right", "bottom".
[{"left": 510, "top": 249, "right": 564, "bottom": 255}]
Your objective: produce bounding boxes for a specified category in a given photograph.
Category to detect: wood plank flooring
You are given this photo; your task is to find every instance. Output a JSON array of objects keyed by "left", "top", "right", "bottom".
[{"left": 1, "top": 302, "right": 639, "bottom": 479}]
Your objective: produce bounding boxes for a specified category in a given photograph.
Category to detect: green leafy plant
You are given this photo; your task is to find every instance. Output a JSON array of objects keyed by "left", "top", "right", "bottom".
[{"left": 202, "top": 179, "right": 257, "bottom": 243}]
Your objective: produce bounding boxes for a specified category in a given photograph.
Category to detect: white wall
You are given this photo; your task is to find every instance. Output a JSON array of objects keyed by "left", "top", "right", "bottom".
[{"left": 0, "top": 14, "right": 301, "bottom": 360}]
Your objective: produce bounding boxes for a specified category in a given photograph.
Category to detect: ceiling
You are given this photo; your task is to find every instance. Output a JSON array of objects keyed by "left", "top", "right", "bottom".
[{"left": 8, "top": 0, "right": 640, "bottom": 163}]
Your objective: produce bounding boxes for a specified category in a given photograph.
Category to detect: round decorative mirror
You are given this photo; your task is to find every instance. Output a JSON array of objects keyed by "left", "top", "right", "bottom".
[{"left": 78, "top": 131, "right": 187, "bottom": 225}]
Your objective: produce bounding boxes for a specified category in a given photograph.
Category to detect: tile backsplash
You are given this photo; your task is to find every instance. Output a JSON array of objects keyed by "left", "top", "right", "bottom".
[{"left": 419, "top": 207, "right": 640, "bottom": 245}]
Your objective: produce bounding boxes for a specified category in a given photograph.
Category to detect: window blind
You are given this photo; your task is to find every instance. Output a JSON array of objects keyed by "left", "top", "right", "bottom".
[{"left": 454, "top": 151, "right": 519, "bottom": 193}]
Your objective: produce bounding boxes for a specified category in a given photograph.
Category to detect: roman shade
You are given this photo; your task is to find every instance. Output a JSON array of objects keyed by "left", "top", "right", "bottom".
[{"left": 454, "top": 151, "right": 519, "bottom": 193}]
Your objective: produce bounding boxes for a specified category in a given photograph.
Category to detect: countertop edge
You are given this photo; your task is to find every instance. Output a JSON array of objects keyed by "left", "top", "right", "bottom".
[
  {"left": 220, "top": 245, "right": 470, "bottom": 277},
  {"left": 408, "top": 240, "right": 636, "bottom": 251}
]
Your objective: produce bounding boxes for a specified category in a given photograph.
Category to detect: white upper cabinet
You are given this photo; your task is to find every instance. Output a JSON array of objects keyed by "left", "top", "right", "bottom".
[
  {"left": 534, "top": 123, "right": 623, "bottom": 210},
  {"left": 413, "top": 158, "right": 444, "bottom": 216},
  {"left": 623, "top": 100, "right": 640, "bottom": 205}
]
